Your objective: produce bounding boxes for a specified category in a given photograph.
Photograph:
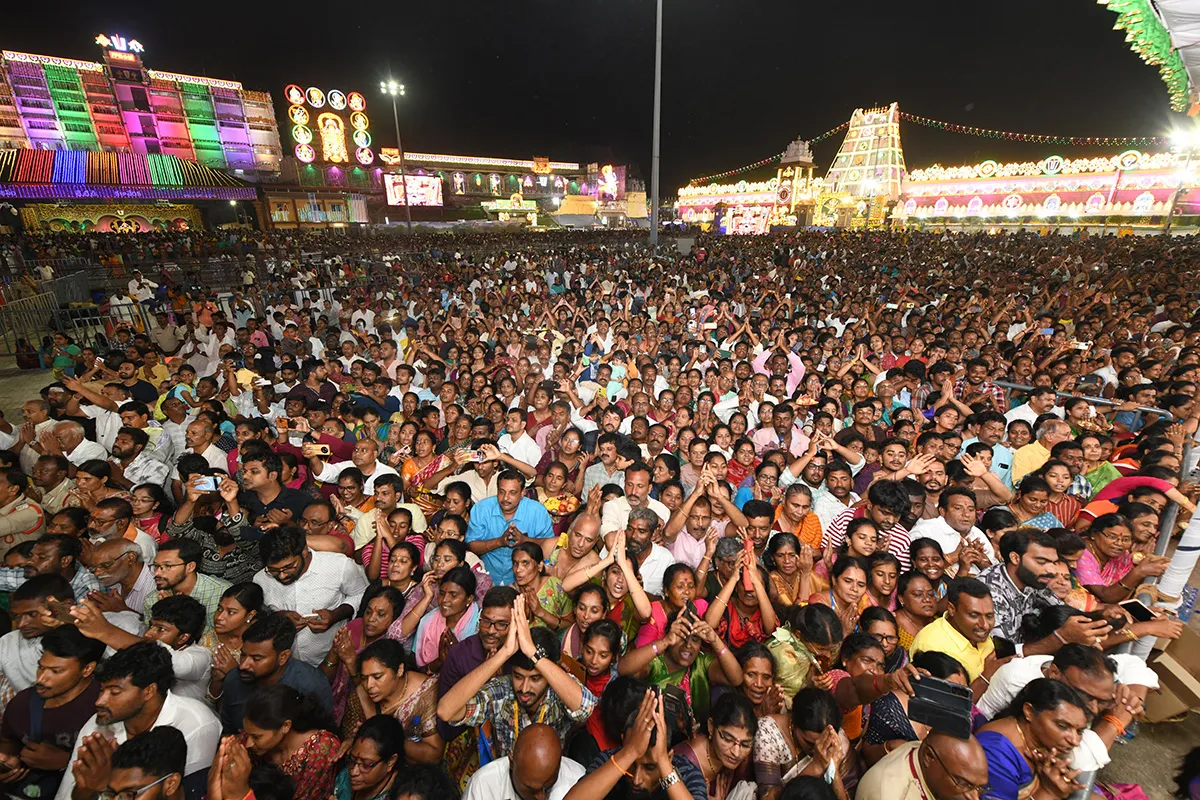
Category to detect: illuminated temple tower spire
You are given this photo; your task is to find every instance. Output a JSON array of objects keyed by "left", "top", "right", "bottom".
[{"left": 823, "top": 103, "right": 906, "bottom": 202}]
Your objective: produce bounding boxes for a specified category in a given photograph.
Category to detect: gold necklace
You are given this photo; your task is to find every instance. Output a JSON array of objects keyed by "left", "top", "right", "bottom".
[{"left": 1014, "top": 720, "right": 1041, "bottom": 759}]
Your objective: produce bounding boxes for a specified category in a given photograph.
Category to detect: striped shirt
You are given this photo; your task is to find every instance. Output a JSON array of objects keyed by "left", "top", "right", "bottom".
[{"left": 821, "top": 506, "right": 913, "bottom": 571}]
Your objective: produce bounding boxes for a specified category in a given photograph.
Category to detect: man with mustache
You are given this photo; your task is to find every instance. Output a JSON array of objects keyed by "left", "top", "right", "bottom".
[
  {"left": 208, "top": 612, "right": 332, "bottom": 734},
  {"left": 437, "top": 597, "right": 596, "bottom": 761},
  {"left": 251, "top": 525, "right": 369, "bottom": 666},
  {"left": 53, "top": 641, "right": 220, "bottom": 800},
  {"left": 435, "top": 586, "right": 517, "bottom": 744},
  {"left": 977, "top": 528, "right": 1110, "bottom": 654}
]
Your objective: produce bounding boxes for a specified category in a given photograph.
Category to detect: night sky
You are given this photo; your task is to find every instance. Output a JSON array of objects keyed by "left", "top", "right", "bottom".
[{"left": 4, "top": 0, "right": 1188, "bottom": 191}]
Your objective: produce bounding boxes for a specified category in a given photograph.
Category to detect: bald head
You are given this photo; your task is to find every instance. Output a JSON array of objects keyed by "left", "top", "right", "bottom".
[
  {"left": 53, "top": 421, "right": 84, "bottom": 451},
  {"left": 570, "top": 512, "right": 601, "bottom": 538},
  {"left": 89, "top": 537, "right": 143, "bottom": 587},
  {"left": 920, "top": 732, "right": 988, "bottom": 798},
  {"left": 510, "top": 723, "right": 562, "bottom": 800}
]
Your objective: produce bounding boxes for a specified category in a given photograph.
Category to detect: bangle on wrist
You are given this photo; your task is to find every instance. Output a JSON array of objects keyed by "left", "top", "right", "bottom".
[
  {"left": 651, "top": 642, "right": 660, "bottom": 656},
  {"left": 1053, "top": 630, "right": 1068, "bottom": 645}
]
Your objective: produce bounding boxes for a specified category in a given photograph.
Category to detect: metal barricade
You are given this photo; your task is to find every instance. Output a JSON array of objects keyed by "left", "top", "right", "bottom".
[
  {"left": 0, "top": 292, "right": 60, "bottom": 355},
  {"left": 0, "top": 290, "right": 154, "bottom": 356}
]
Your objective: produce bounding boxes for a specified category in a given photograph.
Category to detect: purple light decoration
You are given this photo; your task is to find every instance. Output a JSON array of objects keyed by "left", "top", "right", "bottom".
[{"left": 0, "top": 184, "right": 257, "bottom": 200}]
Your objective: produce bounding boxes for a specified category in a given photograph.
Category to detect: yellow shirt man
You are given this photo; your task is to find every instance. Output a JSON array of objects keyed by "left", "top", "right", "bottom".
[{"left": 910, "top": 613, "right": 995, "bottom": 682}]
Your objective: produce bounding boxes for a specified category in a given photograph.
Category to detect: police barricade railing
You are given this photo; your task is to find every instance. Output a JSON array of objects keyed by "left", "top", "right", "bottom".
[{"left": 0, "top": 293, "right": 60, "bottom": 356}]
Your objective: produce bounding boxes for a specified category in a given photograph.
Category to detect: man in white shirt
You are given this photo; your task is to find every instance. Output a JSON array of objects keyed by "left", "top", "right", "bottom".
[
  {"left": 44, "top": 422, "right": 106, "bottom": 473},
  {"left": 621, "top": 506, "right": 675, "bottom": 596},
  {"left": 908, "top": 487, "right": 996, "bottom": 573},
  {"left": 1004, "top": 386, "right": 1062, "bottom": 427},
  {"left": 463, "top": 723, "right": 584, "bottom": 800},
  {"left": 498, "top": 409, "right": 543, "bottom": 469},
  {"left": 252, "top": 526, "right": 369, "bottom": 665},
  {"left": 55, "top": 641, "right": 221, "bottom": 800},
  {"left": 70, "top": 594, "right": 213, "bottom": 702},
  {"left": 309, "top": 438, "right": 399, "bottom": 495},
  {"left": 127, "top": 270, "right": 158, "bottom": 302},
  {"left": 600, "top": 463, "right": 670, "bottom": 539},
  {"left": 110, "top": 428, "right": 171, "bottom": 490},
  {"left": 169, "top": 420, "right": 228, "bottom": 484},
  {"left": 975, "top": 643, "right": 1156, "bottom": 771}
]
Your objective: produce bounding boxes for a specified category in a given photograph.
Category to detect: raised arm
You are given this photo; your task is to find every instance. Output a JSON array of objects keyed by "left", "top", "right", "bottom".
[{"left": 435, "top": 606, "right": 518, "bottom": 724}]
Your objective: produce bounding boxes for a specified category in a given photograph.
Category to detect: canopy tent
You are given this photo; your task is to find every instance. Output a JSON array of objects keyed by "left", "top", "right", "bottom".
[{"left": 1100, "top": 0, "right": 1199, "bottom": 112}]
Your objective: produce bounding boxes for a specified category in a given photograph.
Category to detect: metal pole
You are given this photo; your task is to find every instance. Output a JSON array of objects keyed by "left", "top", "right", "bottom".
[
  {"left": 1165, "top": 148, "right": 1193, "bottom": 235},
  {"left": 1129, "top": 440, "right": 1194, "bottom": 659},
  {"left": 649, "top": 0, "right": 662, "bottom": 247},
  {"left": 392, "top": 95, "right": 412, "bottom": 234},
  {"left": 990, "top": 380, "right": 1168, "bottom": 417}
]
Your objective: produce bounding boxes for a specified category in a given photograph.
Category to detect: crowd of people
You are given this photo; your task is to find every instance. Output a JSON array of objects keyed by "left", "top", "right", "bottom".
[{"left": 0, "top": 226, "right": 1197, "bottom": 800}]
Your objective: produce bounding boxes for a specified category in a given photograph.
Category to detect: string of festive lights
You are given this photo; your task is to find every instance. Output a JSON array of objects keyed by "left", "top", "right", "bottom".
[
  {"left": 897, "top": 112, "right": 1167, "bottom": 147},
  {"left": 685, "top": 121, "right": 852, "bottom": 186},
  {"left": 685, "top": 114, "right": 1166, "bottom": 187},
  {"left": 811, "top": 120, "right": 851, "bottom": 144},
  {"left": 687, "top": 153, "right": 783, "bottom": 187}
]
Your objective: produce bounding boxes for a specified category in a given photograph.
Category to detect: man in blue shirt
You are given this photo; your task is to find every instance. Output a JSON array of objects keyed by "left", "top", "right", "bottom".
[
  {"left": 466, "top": 469, "right": 555, "bottom": 585},
  {"left": 960, "top": 410, "right": 1013, "bottom": 490}
]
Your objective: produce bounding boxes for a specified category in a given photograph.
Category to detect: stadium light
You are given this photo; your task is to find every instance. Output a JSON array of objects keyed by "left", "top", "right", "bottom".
[{"left": 380, "top": 79, "right": 412, "bottom": 233}]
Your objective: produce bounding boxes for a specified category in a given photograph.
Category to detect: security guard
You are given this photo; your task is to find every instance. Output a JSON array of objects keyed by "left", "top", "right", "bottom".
[{"left": 0, "top": 465, "right": 45, "bottom": 557}]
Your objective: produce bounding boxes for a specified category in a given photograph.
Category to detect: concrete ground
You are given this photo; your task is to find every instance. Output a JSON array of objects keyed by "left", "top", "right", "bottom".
[
  {"left": 0, "top": 358, "right": 1194, "bottom": 794},
  {"left": 0, "top": 358, "right": 58, "bottom": 420},
  {"left": 1100, "top": 551, "right": 1200, "bottom": 796}
]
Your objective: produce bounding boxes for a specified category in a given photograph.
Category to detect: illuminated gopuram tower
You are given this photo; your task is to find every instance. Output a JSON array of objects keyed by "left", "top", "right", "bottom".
[{"left": 816, "top": 103, "right": 906, "bottom": 227}]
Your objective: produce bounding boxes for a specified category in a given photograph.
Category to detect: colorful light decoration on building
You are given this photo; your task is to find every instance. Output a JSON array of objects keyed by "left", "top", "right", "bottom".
[
  {"left": 146, "top": 70, "right": 242, "bottom": 91},
  {"left": 400, "top": 153, "right": 580, "bottom": 171},
  {"left": 94, "top": 33, "right": 144, "bottom": 53},
  {"left": 287, "top": 84, "right": 371, "bottom": 166},
  {"left": 1098, "top": 0, "right": 1190, "bottom": 112},
  {"left": 317, "top": 113, "right": 349, "bottom": 163},
  {"left": 686, "top": 111, "right": 1166, "bottom": 188},
  {"left": 896, "top": 147, "right": 1191, "bottom": 222},
  {"left": 906, "top": 151, "right": 1178, "bottom": 183}
]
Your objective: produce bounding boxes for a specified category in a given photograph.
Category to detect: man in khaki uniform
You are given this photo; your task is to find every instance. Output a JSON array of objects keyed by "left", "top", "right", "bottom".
[{"left": 0, "top": 465, "right": 45, "bottom": 557}]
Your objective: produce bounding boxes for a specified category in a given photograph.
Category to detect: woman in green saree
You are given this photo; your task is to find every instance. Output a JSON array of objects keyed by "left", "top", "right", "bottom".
[{"left": 617, "top": 605, "right": 744, "bottom": 724}]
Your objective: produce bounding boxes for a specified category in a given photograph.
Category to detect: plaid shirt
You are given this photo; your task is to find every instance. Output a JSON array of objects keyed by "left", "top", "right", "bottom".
[
  {"left": 954, "top": 378, "right": 1006, "bottom": 411},
  {"left": 913, "top": 382, "right": 936, "bottom": 412},
  {"left": 1068, "top": 473, "right": 1093, "bottom": 501},
  {"left": 145, "top": 571, "right": 231, "bottom": 630},
  {"left": 462, "top": 674, "right": 596, "bottom": 760}
]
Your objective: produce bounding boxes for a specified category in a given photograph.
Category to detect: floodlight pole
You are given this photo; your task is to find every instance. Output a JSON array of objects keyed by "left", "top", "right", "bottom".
[
  {"left": 649, "top": 0, "right": 662, "bottom": 247},
  {"left": 381, "top": 81, "right": 412, "bottom": 234}
]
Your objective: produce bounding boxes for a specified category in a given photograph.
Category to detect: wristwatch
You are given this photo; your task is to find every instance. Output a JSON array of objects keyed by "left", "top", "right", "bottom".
[{"left": 659, "top": 770, "right": 680, "bottom": 790}]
